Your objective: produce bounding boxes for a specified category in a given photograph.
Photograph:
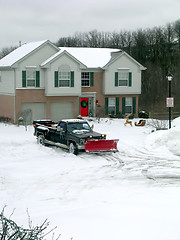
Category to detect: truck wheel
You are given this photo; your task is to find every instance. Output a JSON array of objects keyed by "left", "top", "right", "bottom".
[
  {"left": 69, "top": 142, "right": 78, "bottom": 155},
  {"left": 37, "top": 135, "right": 45, "bottom": 145}
]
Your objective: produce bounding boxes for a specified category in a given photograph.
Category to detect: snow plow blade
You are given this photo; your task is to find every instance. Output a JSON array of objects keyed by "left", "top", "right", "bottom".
[{"left": 85, "top": 139, "right": 119, "bottom": 152}]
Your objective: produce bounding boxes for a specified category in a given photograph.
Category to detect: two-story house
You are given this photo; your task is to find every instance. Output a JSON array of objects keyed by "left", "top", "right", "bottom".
[{"left": 0, "top": 40, "right": 146, "bottom": 123}]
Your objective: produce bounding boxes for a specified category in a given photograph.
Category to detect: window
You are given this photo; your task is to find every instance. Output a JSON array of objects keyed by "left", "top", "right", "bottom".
[
  {"left": 105, "top": 97, "right": 119, "bottom": 116},
  {"left": 26, "top": 70, "right": 36, "bottom": 87},
  {"left": 81, "top": 72, "right": 90, "bottom": 86},
  {"left": 122, "top": 97, "right": 136, "bottom": 115},
  {"left": 54, "top": 65, "right": 73, "bottom": 88},
  {"left": 81, "top": 72, "right": 94, "bottom": 87},
  {"left": 125, "top": 97, "right": 133, "bottom": 113},
  {"left": 59, "top": 121, "right": 67, "bottom": 131},
  {"left": 115, "top": 71, "right": 132, "bottom": 87},
  {"left": 118, "top": 71, "right": 128, "bottom": 86},
  {"left": 108, "top": 98, "right": 116, "bottom": 115},
  {"left": 59, "top": 71, "right": 70, "bottom": 87},
  {"left": 67, "top": 122, "right": 91, "bottom": 132},
  {"left": 22, "top": 70, "right": 40, "bottom": 88}
]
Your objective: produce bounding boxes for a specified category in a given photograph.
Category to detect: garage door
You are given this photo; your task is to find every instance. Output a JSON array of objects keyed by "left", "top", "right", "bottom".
[
  {"left": 21, "top": 103, "right": 46, "bottom": 123},
  {"left": 50, "top": 102, "right": 74, "bottom": 121}
]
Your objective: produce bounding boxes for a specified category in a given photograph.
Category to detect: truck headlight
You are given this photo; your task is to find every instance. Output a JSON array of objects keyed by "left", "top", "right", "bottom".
[{"left": 101, "top": 134, "right": 106, "bottom": 139}]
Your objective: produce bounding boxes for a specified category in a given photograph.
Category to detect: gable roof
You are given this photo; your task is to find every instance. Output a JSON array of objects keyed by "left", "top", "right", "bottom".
[
  {"left": 0, "top": 40, "right": 59, "bottom": 68},
  {"left": 103, "top": 51, "right": 146, "bottom": 70},
  {"left": 41, "top": 49, "right": 87, "bottom": 69},
  {"left": 41, "top": 47, "right": 121, "bottom": 68}
]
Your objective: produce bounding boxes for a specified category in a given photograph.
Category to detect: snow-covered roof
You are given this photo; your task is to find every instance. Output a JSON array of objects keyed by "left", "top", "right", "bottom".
[
  {"left": 0, "top": 40, "right": 48, "bottom": 67},
  {"left": 0, "top": 39, "right": 146, "bottom": 70},
  {"left": 41, "top": 47, "right": 121, "bottom": 68}
]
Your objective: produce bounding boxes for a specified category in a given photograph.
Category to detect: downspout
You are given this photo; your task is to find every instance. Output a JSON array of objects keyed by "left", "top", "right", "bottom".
[{"left": 13, "top": 68, "right": 16, "bottom": 123}]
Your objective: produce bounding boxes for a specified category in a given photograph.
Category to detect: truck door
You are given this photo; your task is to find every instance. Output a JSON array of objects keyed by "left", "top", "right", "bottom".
[
  {"left": 48, "top": 128, "right": 56, "bottom": 142},
  {"left": 55, "top": 121, "right": 67, "bottom": 145}
]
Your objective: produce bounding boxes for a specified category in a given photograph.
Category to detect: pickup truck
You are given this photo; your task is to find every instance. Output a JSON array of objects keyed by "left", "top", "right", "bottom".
[{"left": 33, "top": 119, "right": 119, "bottom": 155}]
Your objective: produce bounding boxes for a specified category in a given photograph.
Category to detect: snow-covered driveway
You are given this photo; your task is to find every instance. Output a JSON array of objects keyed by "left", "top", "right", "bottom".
[{"left": 1, "top": 119, "right": 180, "bottom": 240}]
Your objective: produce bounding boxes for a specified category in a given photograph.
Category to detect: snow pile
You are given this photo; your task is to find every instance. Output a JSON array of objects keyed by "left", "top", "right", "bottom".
[
  {"left": 1, "top": 118, "right": 180, "bottom": 240},
  {"left": 146, "top": 117, "right": 180, "bottom": 156}
]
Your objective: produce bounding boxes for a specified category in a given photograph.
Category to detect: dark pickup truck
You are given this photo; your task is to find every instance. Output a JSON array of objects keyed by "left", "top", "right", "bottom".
[{"left": 33, "top": 119, "right": 118, "bottom": 154}]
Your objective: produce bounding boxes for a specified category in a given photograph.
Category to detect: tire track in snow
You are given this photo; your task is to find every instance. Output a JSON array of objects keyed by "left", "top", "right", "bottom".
[{"left": 93, "top": 143, "right": 180, "bottom": 186}]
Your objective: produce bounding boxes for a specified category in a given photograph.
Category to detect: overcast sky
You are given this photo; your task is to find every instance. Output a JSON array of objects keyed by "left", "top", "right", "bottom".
[{"left": 0, "top": 0, "right": 180, "bottom": 50}]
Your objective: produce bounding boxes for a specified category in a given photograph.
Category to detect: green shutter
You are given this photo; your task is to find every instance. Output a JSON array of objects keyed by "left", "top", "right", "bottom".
[
  {"left": 22, "top": 71, "right": 26, "bottom": 87},
  {"left": 129, "top": 72, "right": 132, "bottom": 87},
  {"left": 36, "top": 71, "right": 40, "bottom": 87},
  {"left": 116, "top": 97, "right": 119, "bottom": 115},
  {"left": 54, "top": 71, "right": 58, "bottom": 87},
  {"left": 133, "top": 97, "right": 136, "bottom": 114},
  {"left": 71, "top": 71, "right": 74, "bottom": 87},
  {"left": 115, "top": 72, "right": 118, "bottom": 86},
  {"left": 90, "top": 72, "right": 94, "bottom": 87},
  {"left": 105, "top": 98, "right": 108, "bottom": 115},
  {"left": 122, "top": 97, "right": 125, "bottom": 115}
]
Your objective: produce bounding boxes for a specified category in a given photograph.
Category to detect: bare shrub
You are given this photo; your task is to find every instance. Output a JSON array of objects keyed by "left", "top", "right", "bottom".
[
  {"left": 17, "top": 109, "right": 32, "bottom": 130},
  {"left": 146, "top": 119, "right": 168, "bottom": 130},
  {"left": 0, "top": 207, "right": 62, "bottom": 240}
]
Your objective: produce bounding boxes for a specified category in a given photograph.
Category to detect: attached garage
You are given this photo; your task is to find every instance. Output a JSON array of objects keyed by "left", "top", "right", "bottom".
[
  {"left": 50, "top": 102, "right": 74, "bottom": 121},
  {"left": 21, "top": 103, "right": 46, "bottom": 123}
]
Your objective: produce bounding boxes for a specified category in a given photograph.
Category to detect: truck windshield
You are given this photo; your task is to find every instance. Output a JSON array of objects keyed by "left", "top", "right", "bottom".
[{"left": 67, "top": 122, "right": 91, "bottom": 132}]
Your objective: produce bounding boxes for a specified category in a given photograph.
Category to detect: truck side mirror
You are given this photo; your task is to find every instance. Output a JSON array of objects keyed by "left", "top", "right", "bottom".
[{"left": 58, "top": 126, "right": 66, "bottom": 135}]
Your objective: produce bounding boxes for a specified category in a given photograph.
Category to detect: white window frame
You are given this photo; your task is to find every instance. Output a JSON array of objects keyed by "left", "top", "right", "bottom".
[
  {"left": 108, "top": 97, "right": 116, "bottom": 115},
  {"left": 125, "top": 97, "right": 133, "bottom": 114},
  {"left": 118, "top": 71, "right": 128, "bottom": 86},
  {"left": 26, "top": 70, "right": 36, "bottom": 87},
  {"left": 81, "top": 72, "right": 90, "bottom": 87},
  {"left": 58, "top": 65, "right": 70, "bottom": 87},
  {"left": 59, "top": 71, "right": 70, "bottom": 87}
]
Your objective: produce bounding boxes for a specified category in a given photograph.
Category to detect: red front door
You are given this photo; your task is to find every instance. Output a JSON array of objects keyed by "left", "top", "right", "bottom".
[{"left": 80, "top": 98, "right": 88, "bottom": 117}]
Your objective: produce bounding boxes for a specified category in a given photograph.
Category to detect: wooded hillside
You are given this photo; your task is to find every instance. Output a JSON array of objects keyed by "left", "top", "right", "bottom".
[
  {"left": 54, "top": 20, "right": 180, "bottom": 118},
  {"left": 1, "top": 20, "right": 179, "bottom": 118}
]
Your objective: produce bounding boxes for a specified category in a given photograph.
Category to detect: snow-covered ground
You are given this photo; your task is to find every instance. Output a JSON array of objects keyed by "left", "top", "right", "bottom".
[{"left": 1, "top": 118, "right": 180, "bottom": 240}]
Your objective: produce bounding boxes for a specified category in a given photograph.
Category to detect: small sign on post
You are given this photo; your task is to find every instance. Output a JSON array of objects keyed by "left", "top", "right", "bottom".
[{"left": 166, "top": 97, "right": 174, "bottom": 108}]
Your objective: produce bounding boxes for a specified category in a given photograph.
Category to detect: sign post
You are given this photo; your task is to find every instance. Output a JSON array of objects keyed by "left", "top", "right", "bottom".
[{"left": 166, "top": 73, "right": 173, "bottom": 129}]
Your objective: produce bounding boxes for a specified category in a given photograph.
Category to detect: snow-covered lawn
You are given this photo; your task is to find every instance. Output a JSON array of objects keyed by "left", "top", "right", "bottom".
[{"left": 1, "top": 118, "right": 180, "bottom": 240}]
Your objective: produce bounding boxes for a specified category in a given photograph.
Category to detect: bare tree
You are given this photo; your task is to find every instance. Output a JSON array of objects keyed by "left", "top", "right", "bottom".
[{"left": 0, "top": 46, "right": 17, "bottom": 59}]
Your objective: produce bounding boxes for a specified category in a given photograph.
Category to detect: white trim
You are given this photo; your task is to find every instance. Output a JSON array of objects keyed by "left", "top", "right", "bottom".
[
  {"left": 25, "top": 66, "right": 37, "bottom": 69},
  {"left": 104, "top": 91, "right": 141, "bottom": 95},
  {"left": 16, "top": 87, "right": 45, "bottom": 90},
  {"left": 41, "top": 50, "right": 87, "bottom": 69},
  {"left": 45, "top": 93, "right": 81, "bottom": 96},
  {"left": 117, "top": 68, "right": 130, "bottom": 70},
  {"left": 81, "top": 92, "right": 96, "bottom": 97}
]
